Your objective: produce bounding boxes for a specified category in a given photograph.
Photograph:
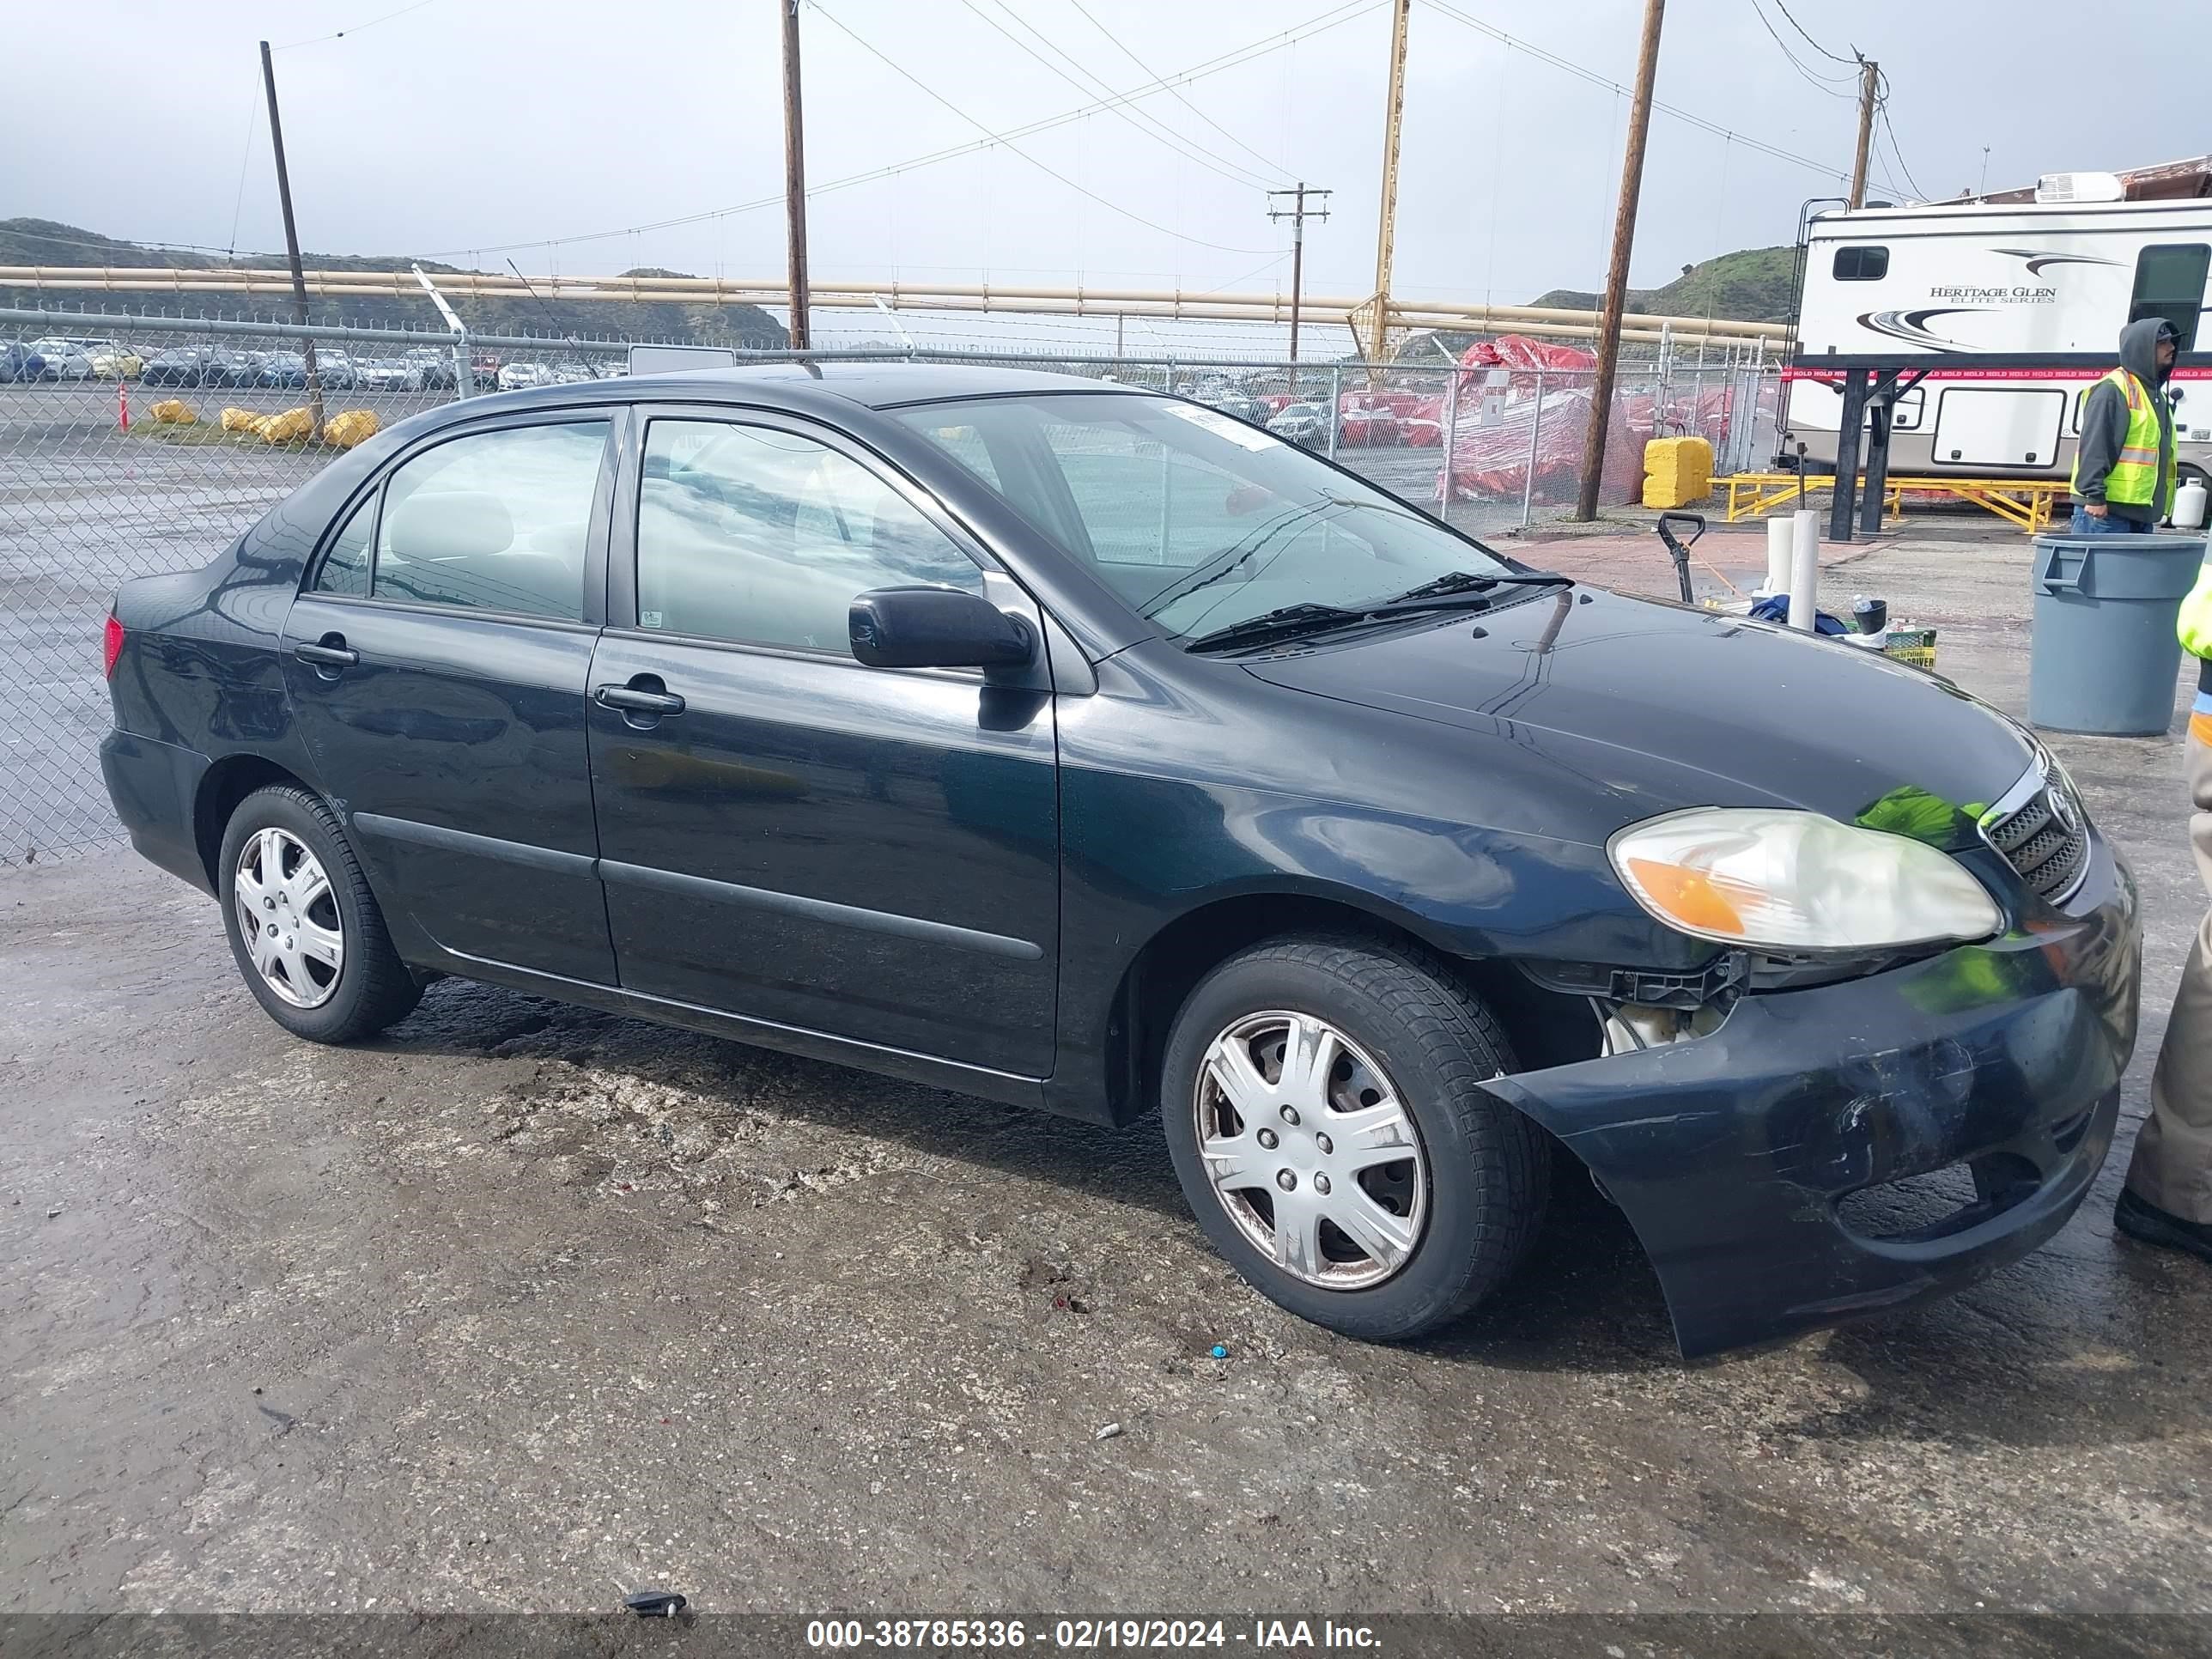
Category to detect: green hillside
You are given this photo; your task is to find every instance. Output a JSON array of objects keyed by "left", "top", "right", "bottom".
[
  {"left": 0, "top": 219, "right": 787, "bottom": 348},
  {"left": 1531, "top": 244, "right": 1800, "bottom": 325}
]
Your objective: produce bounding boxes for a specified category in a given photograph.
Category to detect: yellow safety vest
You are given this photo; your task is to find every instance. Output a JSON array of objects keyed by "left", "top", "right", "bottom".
[
  {"left": 2072, "top": 367, "right": 2173, "bottom": 511},
  {"left": 2180, "top": 562, "right": 2212, "bottom": 660}
]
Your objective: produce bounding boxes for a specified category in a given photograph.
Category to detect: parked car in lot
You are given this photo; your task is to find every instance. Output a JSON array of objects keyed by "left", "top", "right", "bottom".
[
  {"left": 208, "top": 351, "right": 266, "bottom": 388},
  {"left": 255, "top": 352, "right": 310, "bottom": 389},
  {"left": 359, "top": 358, "right": 427, "bottom": 392},
  {"left": 99, "top": 366, "right": 2140, "bottom": 1359},
  {"left": 1267, "top": 400, "right": 1331, "bottom": 447},
  {"left": 26, "top": 337, "right": 94, "bottom": 380},
  {"left": 497, "top": 361, "right": 553, "bottom": 391},
  {"left": 314, "top": 351, "right": 361, "bottom": 392},
  {"left": 0, "top": 342, "right": 48, "bottom": 383},
  {"left": 88, "top": 343, "right": 144, "bottom": 380},
  {"left": 142, "top": 348, "right": 222, "bottom": 387}
]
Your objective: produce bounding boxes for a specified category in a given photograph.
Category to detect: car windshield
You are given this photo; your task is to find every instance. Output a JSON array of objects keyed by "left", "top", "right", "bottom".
[{"left": 896, "top": 392, "right": 1516, "bottom": 642}]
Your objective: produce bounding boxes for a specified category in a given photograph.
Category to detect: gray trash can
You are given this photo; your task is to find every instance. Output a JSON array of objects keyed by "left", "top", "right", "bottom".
[{"left": 2028, "top": 532, "right": 2207, "bottom": 735}]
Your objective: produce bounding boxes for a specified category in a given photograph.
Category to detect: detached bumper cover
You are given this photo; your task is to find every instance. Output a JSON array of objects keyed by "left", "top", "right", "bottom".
[{"left": 1486, "top": 836, "right": 2141, "bottom": 1358}]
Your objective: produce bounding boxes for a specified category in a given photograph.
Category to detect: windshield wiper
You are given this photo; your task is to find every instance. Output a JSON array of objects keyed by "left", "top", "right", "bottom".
[
  {"left": 1378, "top": 568, "right": 1572, "bottom": 605},
  {"left": 1182, "top": 603, "right": 1368, "bottom": 653}
]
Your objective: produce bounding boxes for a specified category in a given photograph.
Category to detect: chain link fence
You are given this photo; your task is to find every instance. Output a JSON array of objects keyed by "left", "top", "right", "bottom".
[{"left": 1, "top": 307, "right": 1778, "bottom": 863}]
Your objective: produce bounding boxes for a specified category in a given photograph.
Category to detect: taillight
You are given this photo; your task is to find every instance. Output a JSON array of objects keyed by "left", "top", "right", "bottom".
[{"left": 102, "top": 614, "right": 125, "bottom": 679}]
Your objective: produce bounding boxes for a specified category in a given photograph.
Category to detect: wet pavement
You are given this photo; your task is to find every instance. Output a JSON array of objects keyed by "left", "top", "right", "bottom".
[{"left": 2, "top": 528, "right": 2208, "bottom": 1623}]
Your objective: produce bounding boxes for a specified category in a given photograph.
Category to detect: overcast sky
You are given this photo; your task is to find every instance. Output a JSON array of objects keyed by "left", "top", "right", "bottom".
[{"left": 7, "top": 0, "right": 2204, "bottom": 349}]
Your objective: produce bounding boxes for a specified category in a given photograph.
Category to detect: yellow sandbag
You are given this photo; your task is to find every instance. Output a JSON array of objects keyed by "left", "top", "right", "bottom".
[
  {"left": 149, "top": 398, "right": 197, "bottom": 425},
  {"left": 322, "top": 409, "right": 380, "bottom": 448},
  {"left": 221, "top": 406, "right": 261, "bottom": 433},
  {"left": 258, "top": 407, "right": 315, "bottom": 444}
]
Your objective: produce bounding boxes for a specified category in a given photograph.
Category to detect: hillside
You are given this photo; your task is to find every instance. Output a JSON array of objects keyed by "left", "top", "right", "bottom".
[
  {"left": 1531, "top": 244, "right": 1799, "bottom": 325},
  {"left": 0, "top": 219, "right": 788, "bottom": 348}
]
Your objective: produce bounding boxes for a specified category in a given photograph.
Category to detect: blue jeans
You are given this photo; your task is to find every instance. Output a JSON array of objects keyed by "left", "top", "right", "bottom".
[{"left": 2070, "top": 507, "right": 2154, "bottom": 535}]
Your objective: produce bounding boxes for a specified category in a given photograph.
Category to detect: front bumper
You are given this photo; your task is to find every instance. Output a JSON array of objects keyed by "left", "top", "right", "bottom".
[{"left": 1486, "top": 833, "right": 2141, "bottom": 1358}]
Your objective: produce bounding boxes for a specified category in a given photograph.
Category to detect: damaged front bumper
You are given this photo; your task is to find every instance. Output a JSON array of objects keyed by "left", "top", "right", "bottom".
[{"left": 1486, "top": 834, "right": 2141, "bottom": 1359}]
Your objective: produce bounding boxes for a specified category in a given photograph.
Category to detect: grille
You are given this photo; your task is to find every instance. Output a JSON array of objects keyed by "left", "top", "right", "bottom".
[{"left": 1983, "top": 776, "right": 2091, "bottom": 904}]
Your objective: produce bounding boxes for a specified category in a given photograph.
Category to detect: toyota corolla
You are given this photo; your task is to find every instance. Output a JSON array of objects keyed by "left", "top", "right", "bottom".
[{"left": 100, "top": 366, "right": 2140, "bottom": 1357}]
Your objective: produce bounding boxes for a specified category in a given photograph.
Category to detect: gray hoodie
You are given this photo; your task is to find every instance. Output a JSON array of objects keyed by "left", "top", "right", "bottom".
[{"left": 2072, "top": 316, "right": 2176, "bottom": 523}]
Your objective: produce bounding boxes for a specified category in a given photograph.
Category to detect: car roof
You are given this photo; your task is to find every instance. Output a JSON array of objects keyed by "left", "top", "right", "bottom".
[{"left": 598, "top": 362, "right": 1148, "bottom": 411}]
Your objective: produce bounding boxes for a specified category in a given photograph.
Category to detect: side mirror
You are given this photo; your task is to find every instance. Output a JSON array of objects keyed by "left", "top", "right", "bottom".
[{"left": 849, "top": 586, "right": 1036, "bottom": 672}]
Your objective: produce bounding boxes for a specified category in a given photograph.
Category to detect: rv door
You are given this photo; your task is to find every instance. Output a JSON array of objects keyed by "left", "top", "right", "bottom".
[{"left": 1931, "top": 387, "right": 2068, "bottom": 470}]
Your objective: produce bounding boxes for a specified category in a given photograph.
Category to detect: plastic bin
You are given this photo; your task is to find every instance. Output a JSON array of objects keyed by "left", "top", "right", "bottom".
[{"left": 2028, "top": 532, "right": 2208, "bottom": 735}]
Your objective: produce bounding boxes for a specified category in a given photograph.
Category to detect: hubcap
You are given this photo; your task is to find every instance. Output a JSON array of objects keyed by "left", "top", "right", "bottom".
[
  {"left": 233, "top": 827, "right": 343, "bottom": 1009},
  {"left": 1193, "top": 1011, "right": 1428, "bottom": 1291}
]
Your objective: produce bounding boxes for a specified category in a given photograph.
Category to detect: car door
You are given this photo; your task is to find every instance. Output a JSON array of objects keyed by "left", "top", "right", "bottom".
[
  {"left": 586, "top": 407, "right": 1059, "bottom": 1076},
  {"left": 282, "top": 411, "right": 621, "bottom": 984}
]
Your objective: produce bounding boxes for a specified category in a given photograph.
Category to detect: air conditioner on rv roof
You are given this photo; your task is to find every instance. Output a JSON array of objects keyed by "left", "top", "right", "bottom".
[{"left": 2035, "top": 172, "right": 2125, "bottom": 204}]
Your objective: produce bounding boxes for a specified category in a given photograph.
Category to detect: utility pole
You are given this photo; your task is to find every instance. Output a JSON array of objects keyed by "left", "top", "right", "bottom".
[
  {"left": 258, "top": 40, "right": 324, "bottom": 437},
  {"left": 1366, "top": 0, "right": 1411, "bottom": 368},
  {"left": 1848, "top": 57, "right": 1879, "bottom": 210},
  {"left": 1269, "top": 184, "right": 1330, "bottom": 403},
  {"left": 1571, "top": 0, "right": 1663, "bottom": 523},
  {"left": 781, "top": 0, "right": 811, "bottom": 352}
]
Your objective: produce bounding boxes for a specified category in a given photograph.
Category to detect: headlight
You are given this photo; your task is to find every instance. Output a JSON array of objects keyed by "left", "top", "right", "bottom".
[{"left": 1609, "top": 808, "right": 2002, "bottom": 953}]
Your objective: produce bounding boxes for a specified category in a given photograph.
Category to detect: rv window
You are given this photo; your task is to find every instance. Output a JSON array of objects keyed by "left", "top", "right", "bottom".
[
  {"left": 2130, "top": 245, "right": 2209, "bottom": 349},
  {"left": 1832, "top": 246, "right": 1889, "bottom": 282}
]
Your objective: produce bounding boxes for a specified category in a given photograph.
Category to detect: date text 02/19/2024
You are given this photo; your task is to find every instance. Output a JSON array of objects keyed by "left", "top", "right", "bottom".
[{"left": 803, "top": 1619, "right": 1382, "bottom": 1649}]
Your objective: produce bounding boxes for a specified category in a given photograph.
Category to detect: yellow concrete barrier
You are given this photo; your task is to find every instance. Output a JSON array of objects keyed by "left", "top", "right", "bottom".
[{"left": 1642, "top": 434, "right": 1713, "bottom": 509}]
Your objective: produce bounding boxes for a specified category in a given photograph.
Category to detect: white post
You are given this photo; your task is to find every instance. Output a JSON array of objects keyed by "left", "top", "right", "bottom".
[
  {"left": 1762, "top": 514, "right": 1792, "bottom": 598},
  {"left": 1788, "top": 508, "right": 1820, "bottom": 630}
]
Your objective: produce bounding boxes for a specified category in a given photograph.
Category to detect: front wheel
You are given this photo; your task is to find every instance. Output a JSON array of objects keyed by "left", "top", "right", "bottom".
[
  {"left": 1159, "top": 935, "right": 1550, "bottom": 1342},
  {"left": 218, "top": 785, "right": 422, "bottom": 1043}
]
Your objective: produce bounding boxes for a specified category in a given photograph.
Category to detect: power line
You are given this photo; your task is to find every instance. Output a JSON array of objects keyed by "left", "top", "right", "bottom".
[
  {"left": 1061, "top": 0, "right": 1288, "bottom": 183},
  {"left": 1768, "top": 0, "right": 1858, "bottom": 65},
  {"left": 805, "top": 0, "right": 1276, "bottom": 257},
  {"left": 414, "top": 0, "right": 1379, "bottom": 259},
  {"left": 1419, "top": 0, "right": 1852, "bottom": 184},
  {"left": 957, "top": 0, "right": 1280, "bottom": 192},
  {"left": 1871, "top": 70, "right": 1929, "bottom": 201},
  {"left": 271, "top": 0, "right": 441, "bottom": 52},
  {"left": 1747, "top": 0, "right": 1855, "bottom": 94}
]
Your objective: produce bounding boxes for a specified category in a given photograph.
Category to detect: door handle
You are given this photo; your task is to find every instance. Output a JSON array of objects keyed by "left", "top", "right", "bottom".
[
  {"left": 294, "top": 636, "right": 359, "bottom": 669},
  {"left": 594, "top": 683, "right": 686, "bottom": 716}
]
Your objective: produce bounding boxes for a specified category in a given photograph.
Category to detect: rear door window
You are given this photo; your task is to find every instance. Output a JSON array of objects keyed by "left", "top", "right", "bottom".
[
  {"left": 370, "top": 421, "right": 608, "bottom": 621},
  {"left": 2130, "top": 244, "right": 2209, "bottom": 349}
]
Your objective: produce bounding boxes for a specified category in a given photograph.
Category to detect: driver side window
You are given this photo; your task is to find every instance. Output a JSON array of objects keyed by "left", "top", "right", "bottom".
[{"left": 635, "top": 419, "right": 986, "bottom": 652}]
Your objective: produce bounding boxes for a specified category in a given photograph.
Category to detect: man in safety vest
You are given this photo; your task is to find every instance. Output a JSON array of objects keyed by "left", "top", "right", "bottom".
[
  {"left": 2119, "top": 526, "right": 2212, "bottom": 1261},
  {"left": 2070, "top": 317, "right": 2179, "bottom": 533}
]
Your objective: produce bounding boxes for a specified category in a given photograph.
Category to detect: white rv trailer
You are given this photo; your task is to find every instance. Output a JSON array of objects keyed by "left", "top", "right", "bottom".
[{"left": 1784, "top": 193, "right": 2212, "bottom": 488}]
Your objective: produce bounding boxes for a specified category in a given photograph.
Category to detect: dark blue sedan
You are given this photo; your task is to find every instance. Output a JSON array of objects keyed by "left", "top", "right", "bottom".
[{"left": 100, "top": 366, "right": 2140, "bottom": 1357}]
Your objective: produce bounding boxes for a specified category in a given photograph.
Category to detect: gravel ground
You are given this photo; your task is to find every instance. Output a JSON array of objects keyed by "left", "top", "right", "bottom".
[{"left": 1, "top": 521, "right": 2209, "bottom": 1644}]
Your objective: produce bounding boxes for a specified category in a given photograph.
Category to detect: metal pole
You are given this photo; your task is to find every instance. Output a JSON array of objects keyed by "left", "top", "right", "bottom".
[
  {"left": 1572, "top": 0, "right": 1663, "bottom": 520},
  {"left": 1521, "top": 374, "right": 1546, "bottom": 528},
  {"left": 781, "top": 0, "right": 811, "bottom": 351},
  {"left": 1849, "top": 59, "right": 1879, "bottom": 210},
  {"left": 1327, "top": 364, "right": 1342, "bottom": 459},
  {"left": 1367, "top": 0, "right": 1411, "bottom": 370},
  {"left": 1288, "top": 184, "right": 1305, "bottom": 405},
  {"left": 1440, "top": 368, "right": 1461, "bottom": 520},
  {"left": 258, "top": 40, "right": 324, "bottom": 438},
  {"left": 1827, "top": 366, "right": 1869, "bottom": 543}
]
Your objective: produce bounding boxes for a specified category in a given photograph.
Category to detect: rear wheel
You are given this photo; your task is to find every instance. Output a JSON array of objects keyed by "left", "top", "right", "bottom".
[
  {"left": 1159, "top": 934, "right": 1549, "bottom": 1341},
  {"left": 218, "top": 785, "right": 422, "bottom": 1043}
]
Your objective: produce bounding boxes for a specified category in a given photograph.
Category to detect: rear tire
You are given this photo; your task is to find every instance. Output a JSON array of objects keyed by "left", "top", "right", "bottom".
[
  {"left": 1159, "top": 933, "right": 1549, "bottom": 1342},
  {"left": 218, "top": 784, "right": 422, "bottom": 1044}
]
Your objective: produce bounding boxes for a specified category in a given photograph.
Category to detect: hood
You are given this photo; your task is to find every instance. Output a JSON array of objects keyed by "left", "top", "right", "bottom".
[
  {"left": 1242, "top": 586, "right": 2038, "bottom": 840},
  {"left": 2118, "top": 315, "right": 2174, "bottom": 388}
]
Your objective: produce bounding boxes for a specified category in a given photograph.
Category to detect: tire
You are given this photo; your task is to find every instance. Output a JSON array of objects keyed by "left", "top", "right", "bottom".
[
  {"left": 218, "top": 784, "right": 422, "bottom": 1043},
  {"left": 1159, "top": 933, "right": 1549, "bottom": 1342}
]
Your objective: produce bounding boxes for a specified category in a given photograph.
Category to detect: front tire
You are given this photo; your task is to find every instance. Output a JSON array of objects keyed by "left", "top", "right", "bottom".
[
  {"left": 1159, "top": 934, "right": 1550, "bottom": 1342},
  {"left": 218, "top": 785, "right": 422, "bottom": 1043}
]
